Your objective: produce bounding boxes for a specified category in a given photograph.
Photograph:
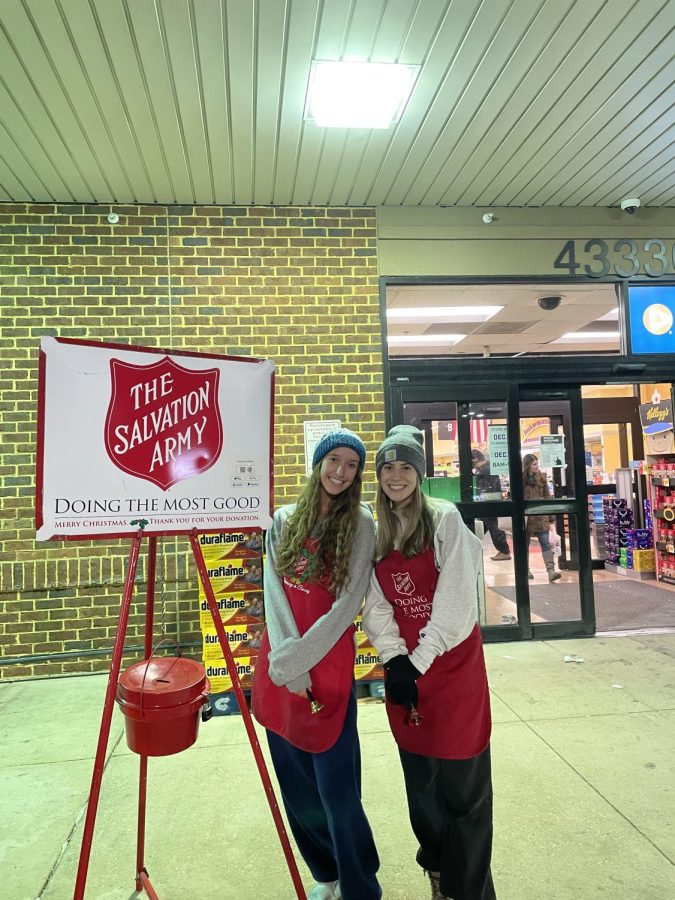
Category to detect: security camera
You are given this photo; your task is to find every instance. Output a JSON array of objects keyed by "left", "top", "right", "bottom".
[
  {"left": 482, "top": 212, "right": 494, "bottom": 224},
  {"left": 620, "top": 197, "right": 640, "bottom": 214},
  {"left": 537, "top": 295, "right": 562, "bottom": 311}
]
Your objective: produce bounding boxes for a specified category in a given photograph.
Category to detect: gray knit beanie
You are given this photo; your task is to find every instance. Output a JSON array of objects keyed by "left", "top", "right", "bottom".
[{"left": 375, "top": 425, "right": 426, "bottom": 482}]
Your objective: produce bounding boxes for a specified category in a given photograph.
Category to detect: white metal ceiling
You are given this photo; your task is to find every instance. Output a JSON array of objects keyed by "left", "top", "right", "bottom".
[{"left": 0, "top": 0, "right": 674, "bottom": 207}]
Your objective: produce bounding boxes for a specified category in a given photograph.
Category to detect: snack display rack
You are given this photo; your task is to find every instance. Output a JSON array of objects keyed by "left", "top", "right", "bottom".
[{"left": 649, "top": 456, "right": 675, "bottom": 586}]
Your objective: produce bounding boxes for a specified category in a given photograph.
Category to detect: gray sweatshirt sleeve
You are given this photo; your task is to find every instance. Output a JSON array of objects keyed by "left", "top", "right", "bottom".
[
  {"left": 262, "top": 506, "right": 308, "bottom": 690},
  {"left": 267, "top": 505, "right": 376, "bottom": 690},
  {"left": 410, "top": 503, "right": 481, "bottom": 674}
]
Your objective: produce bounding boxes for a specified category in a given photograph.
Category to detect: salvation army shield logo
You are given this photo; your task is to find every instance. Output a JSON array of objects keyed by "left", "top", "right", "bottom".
[
  {"left": 392, "top": 572, "right": 415, "bottom": 595},
  {"left": 104, "top": 356, "right": 223, "bottom": 490}
]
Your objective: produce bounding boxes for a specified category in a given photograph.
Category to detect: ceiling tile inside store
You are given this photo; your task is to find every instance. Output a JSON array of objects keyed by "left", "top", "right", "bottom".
[{"left": 386, "top": 282, "right": 621, "bottom": 355}]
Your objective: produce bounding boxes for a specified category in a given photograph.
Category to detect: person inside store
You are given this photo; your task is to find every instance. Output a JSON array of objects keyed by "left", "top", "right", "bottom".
[
  {"left": 471, "top": 448, "right": 511, "bottom": 561},
  {"left": 363, "top": 425, "right": 495, "bottom": 900},
  {"left": 522, "top": 452, "right": 561, "bottom": 582},
  {"left": 251, "top": 428, "right": 381, "bottom": 900}
]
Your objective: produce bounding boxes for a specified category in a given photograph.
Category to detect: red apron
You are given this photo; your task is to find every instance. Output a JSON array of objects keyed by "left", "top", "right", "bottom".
[
  {"left": 375, "top": 548, "right": 491, "bottom": 760},
  {"left": 251, "top": 540, "right": 355, "bottom": 753}
]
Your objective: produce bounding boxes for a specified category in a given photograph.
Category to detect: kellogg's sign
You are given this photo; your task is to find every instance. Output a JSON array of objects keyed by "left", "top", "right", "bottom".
[{"left": 36, "top": 338, "right": 274, "bottom": 540}]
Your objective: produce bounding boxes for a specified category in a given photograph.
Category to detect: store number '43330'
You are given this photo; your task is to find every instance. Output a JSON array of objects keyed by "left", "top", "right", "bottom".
[{"left": 553, "top": 239, "right": 674, "bottom": 279}]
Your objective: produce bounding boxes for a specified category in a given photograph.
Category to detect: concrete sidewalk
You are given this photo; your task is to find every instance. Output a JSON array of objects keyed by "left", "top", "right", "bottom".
[{"left": 2, "top": 633, "right": 674, "bottom": 899}]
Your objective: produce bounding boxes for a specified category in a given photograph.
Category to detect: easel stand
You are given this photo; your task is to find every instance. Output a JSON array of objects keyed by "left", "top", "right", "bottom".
[{"left": 73, "top": 529, "right": 306, "bottom": 900}]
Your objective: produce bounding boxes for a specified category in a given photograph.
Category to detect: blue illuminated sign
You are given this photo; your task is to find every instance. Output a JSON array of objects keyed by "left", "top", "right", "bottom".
[{"left": 628, "top": 285, "right": 675, "bottom": 354}]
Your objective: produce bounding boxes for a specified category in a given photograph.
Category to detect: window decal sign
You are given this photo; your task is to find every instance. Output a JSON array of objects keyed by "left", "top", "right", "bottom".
[
  {"left": 539, "top": 434, "right": 565, "bottom": 468},
  {"left": 487, "top": 425, "right": 509, "bottom": 474}
]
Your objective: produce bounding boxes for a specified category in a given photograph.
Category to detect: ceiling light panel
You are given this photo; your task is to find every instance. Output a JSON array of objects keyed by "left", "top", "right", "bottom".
[
  {"left": 552, "top": 331, "right": 620, "bottom": 343},
  {"left": 386, "top": 306, "right": 502, "bottom": 323},
  {"left": 305, "top": 61, "right": 419, "bottom": 128},
  {"left": 387, "top": 334, "right": 465, "bottom": 346}
]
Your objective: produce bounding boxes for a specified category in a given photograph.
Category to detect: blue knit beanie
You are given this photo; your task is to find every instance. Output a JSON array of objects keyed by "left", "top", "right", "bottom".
[{"left": 312, "top": 428, "right": 367, "bottom": 470}]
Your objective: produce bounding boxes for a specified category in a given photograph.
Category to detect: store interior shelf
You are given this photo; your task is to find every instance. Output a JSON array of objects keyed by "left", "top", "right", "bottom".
[
  {"left": 604, "top": 563, "right": 656, "bottom": 581},
  {"left": 658, "top": 574, "right": 675, "bottom": 587},
  {"left": 656, "top": 541, "right": 675, "bottom": 554}
]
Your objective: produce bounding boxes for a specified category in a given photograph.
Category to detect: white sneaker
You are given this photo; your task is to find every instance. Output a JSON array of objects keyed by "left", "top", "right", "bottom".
[{"left": 307, "top": 881, "right": 341, "bottom": 900}]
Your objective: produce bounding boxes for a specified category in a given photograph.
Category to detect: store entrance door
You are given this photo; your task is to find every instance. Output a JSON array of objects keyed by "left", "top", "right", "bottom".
[
  {"left": 392, "top": 383, "right": 595, "bottom": 641},
  {"left": 582, "top": 396, "right": 645, "bottom": 565}
]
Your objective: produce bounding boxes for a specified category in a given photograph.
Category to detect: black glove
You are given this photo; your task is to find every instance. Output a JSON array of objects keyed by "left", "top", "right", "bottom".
[
  {"left": 384, "top": 654, "right": 422, "bottom": 708},
  {"left": 386, "top": 679, "right": 419, "bottom": 709},
  {"left": 384, "top": 653, "right": 422, "bottom": 684}
]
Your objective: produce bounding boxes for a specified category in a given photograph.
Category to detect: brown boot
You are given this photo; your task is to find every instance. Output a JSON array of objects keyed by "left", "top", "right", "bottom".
[{"left": 426, "top": 870, "right": 451, "bottom": 900}]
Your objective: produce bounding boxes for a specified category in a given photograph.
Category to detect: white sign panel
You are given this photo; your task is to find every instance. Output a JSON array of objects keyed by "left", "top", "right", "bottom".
[
  {"left": 303, "top": 419, "right": 341, "bottom": 476},
  {"left": 487, "top": 425, "right": 509, "bottom": 474},
  {"left": 539, "top": 433, "right": 565, "bottom": 468},
  {"left": 36, "top": 338, "right": 274, "bottom": 540}
]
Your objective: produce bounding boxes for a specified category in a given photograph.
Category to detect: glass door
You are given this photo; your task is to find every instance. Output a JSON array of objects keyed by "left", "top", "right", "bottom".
[
  {"left": 581, "top": 394, "right": 645, "bottom": 565},
  {"left": 395, "top": 383, "right": 530, "bottom": 641},
  {"left": 518, "top": 388, "right": 595, "bottom": 636},
  {"left": 391, "top": 383, "right": 596, "bottom": 640}
]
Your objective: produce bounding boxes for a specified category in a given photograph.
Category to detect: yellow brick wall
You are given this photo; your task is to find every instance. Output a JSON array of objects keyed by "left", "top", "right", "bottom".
[{"left": 0, "top": 204, "right": 384, "bottom": 678}]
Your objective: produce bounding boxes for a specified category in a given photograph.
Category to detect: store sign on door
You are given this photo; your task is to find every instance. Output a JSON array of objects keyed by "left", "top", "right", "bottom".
[
  {"left": 438, "top": 421, "right": 456, "bottom": 440},
  {"left": 438, "top": 420, "right": 492, "bottom": 443},
  {"left": 488, "top": 426, "right": 509, "bottom": 474},
  {"left": 539, "top": 434, "right": 565, "bottom": 468}
]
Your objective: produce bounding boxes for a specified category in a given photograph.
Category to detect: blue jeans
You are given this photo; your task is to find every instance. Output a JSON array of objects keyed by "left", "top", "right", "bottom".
[
  {"left": 266, "top": 687, "right": 381, "bottom": 900},
  {"left": 531, "top": 529, "right": 551, "bottom": 554}
]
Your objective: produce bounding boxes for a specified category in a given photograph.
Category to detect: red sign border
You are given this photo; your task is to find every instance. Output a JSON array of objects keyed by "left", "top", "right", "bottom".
[{"left": 35, "top": 337, "right": 275, "bottom": 542}]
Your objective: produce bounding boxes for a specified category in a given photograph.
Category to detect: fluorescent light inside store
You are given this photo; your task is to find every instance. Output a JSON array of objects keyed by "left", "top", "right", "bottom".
[
  {"left": 552, "top": 331, "right": 620, "bottom": 342},
  {"left": 387, "top": 334, "right": 465, "bottom": 346},
  {"left": 387, "top": 306, "right": 503, "bottom": 323}
]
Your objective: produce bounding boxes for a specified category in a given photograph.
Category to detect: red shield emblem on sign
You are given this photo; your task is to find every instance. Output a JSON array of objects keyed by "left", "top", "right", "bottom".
[
  {"left": 392, "top": 572, "right": 415, "bottom": 595},
  {"left": 104, "top": 356, "right": 223, "bottom": 490}
]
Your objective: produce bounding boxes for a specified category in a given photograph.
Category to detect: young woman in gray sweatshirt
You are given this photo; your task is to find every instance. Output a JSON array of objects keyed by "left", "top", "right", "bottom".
[
  {"left": 363, "top": 425, "right": 495, "bottom": 900},
  {"left": 252, "top": 428, "right": 381, "bottom": 900}
]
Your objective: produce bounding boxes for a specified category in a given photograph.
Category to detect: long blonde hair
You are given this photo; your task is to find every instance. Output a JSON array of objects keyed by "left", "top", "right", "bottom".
[
  {"left": 375, "top": 483, "right": 439, "bottom": 561},
  {"left": 275, "top": 465, "right": 363, "bottom": 592}
]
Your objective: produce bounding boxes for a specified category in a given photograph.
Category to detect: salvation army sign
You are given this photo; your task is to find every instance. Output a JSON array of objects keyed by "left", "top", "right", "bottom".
[
  {"left": 36, "top": 338, "right": 274, "bottom": 540},
  {"left": 104, "top": 356, "right": 222, "bottom": 490}
]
